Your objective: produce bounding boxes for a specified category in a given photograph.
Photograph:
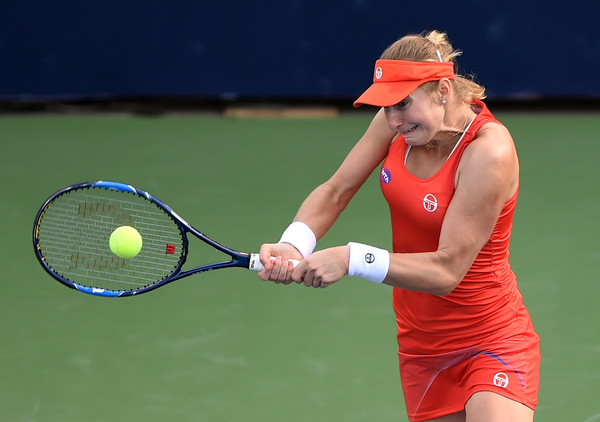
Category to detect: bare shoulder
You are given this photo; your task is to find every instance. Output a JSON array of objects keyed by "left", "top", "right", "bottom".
[
  {"left": 459, "top": 121, "right": 518, "bottom": 173},
  {"left": 465, "top": 121, "right": 517, "bottom": 162},
  {"left": 457, "top": 121, "right": 519, "bottom": 200}
]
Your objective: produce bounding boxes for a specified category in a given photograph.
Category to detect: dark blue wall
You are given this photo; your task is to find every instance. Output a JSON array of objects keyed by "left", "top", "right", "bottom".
[{"left": 2, "top": 1, "right": 599, "bottom": 101}]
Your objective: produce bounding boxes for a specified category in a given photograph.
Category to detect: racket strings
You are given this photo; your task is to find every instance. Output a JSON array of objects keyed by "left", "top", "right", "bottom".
[{"left": 36, "top": 187, "right": 185, "bottom": 292}]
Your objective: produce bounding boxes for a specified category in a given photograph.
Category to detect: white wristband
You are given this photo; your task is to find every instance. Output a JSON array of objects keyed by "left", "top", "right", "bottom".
[
  {"left": 279, "top": 222, "right": 317, "bottom": 258},
  {"left": 347, "top": 242, "right": 390, "bottom": 284}
]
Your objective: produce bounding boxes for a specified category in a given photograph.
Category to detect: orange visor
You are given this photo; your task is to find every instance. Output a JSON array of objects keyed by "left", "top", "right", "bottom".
[{"left": 353, "top": 60, "right": 455, "bottom": 107}]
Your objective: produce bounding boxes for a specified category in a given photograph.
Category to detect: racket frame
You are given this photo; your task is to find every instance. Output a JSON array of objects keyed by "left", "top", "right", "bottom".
[{"left": 33, "top": 181, "right": 261, "bottom": 297}]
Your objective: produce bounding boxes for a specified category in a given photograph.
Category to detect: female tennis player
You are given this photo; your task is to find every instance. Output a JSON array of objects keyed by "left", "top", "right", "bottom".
[{"left": 258, "top": 30, "right": 540, "bottom": 422}]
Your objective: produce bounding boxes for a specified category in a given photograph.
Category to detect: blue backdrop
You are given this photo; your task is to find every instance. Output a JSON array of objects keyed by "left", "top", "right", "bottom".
[{"left": 2, "top": 0, "right": 598, "bottom": 101}]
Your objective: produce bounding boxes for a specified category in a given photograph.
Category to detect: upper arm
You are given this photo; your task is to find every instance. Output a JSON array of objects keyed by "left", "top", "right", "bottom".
[
  {"left": 437, "top": 123, "right": 519, "bottom": 282},
  {"left": 326, "top": 108, "right": 396, "bottom": 200},
  {"left": 293, "top": 108, "right": 396, "bottom": 238}
]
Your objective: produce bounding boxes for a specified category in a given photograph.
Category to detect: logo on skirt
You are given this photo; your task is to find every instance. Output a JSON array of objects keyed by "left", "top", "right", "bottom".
[{"left": 493, "top": 372, "right": 509, "bottom": 388}]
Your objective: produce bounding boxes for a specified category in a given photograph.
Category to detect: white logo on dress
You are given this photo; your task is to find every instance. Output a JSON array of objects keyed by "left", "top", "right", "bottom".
[
  {"left": 493, "top": 372, "right": 509, "bottom": 388},
  {"left": 423, "top": 194, "right": 438, "bottom": 212},
  {"left": 375, "top": 67, "right": 383, "bottom": 79}
]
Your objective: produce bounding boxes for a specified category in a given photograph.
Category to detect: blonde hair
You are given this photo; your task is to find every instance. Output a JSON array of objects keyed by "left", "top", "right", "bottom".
[{"left": 380, "top": 30, "right": 486, "bottom": 102}]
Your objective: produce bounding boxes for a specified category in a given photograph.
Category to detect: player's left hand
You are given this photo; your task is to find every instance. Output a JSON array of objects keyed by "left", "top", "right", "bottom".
[{"left": 292, "top": 246, "right": 350, "bottom": 288}]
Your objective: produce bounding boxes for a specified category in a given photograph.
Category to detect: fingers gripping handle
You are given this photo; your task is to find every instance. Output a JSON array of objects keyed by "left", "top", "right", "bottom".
[{"left": 249, "top": 253, "right": 300, "bottom": 272}]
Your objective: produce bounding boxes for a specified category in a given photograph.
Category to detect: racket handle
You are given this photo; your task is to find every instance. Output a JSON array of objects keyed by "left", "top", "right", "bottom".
[{"left": 249, "top": 254, "right": 300, "bottom": 272}]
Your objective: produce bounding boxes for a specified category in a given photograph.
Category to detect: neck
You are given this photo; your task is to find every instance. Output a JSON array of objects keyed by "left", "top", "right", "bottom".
[{"left": 423, "top": 106, "right": 476, "bottom": 155}]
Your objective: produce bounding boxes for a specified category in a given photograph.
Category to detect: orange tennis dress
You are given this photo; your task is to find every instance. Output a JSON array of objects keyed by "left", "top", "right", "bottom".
[{"left": 380, "top": 101, "right": 540, "bottom": 421}]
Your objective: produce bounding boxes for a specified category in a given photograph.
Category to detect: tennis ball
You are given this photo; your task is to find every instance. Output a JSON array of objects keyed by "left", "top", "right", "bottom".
[{"left": 109, "top": 226, "right": 142, "bottom": 259}]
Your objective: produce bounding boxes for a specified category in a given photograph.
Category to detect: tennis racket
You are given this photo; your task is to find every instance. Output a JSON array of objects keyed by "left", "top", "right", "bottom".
[{"left": 33, "top": 181, "right": 297, "bottom": 297}]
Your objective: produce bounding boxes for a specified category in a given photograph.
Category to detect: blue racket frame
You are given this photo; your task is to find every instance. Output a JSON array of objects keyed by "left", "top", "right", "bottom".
[{"left": 33, "top": 181, "right": 258, "bottom": 297}]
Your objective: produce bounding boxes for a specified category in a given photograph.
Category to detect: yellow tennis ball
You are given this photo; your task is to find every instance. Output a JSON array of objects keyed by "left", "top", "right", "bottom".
[{"left": 109, "top": 226, "right": 142, "bottom": 259}]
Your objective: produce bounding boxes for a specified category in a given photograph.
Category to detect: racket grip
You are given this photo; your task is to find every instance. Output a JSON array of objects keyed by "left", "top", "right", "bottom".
[{"left": 249, "top": 254, "right": 300, "bottom": 272}]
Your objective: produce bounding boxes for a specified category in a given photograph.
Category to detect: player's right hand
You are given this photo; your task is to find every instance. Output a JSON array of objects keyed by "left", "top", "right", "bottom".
[{"left": 257, "top": 243, "right": 302, "bottom": 284}]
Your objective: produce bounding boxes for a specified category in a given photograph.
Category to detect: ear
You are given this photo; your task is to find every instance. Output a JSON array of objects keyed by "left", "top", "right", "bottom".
[{"left": 437, "top": 78, "right": 452, "bottom": 103}]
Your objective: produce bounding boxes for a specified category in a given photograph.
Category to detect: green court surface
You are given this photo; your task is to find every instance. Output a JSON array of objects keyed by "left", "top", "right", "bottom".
[{"left": 1, "top": 111, "right": 598, "bottom": 421}]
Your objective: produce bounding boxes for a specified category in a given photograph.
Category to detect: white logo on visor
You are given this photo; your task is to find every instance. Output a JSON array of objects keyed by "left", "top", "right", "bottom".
[{"left": 375, "top": 67, "right": 383, "bottom": 80}]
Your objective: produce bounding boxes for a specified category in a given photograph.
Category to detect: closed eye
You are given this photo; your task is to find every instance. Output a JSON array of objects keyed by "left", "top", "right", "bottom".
[{"left": 386, "top": 97, "right": 410, "bottom": 111}]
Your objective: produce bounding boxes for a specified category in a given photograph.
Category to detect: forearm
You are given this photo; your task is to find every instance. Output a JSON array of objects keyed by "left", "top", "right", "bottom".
[
  {"left": 292, "top": 181, "right": 357, "bottom": 240},
  {"left": 259, "top": 183, "right": 355, "bottom": 282},
  {"left": 382, "top": 250, "right": 468, "bottom": 296},
  {"left": 292, "top": 111, "right": 392, "bottom": 238}
]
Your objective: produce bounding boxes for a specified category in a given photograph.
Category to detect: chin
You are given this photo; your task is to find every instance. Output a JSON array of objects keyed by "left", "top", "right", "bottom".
[{"left": 403, "top": 135, "right": 427, "bottom": 147}]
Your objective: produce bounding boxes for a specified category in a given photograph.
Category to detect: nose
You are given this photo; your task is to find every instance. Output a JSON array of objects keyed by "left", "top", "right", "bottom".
[{"left": 385, "top": 108, "right": 405, "bottom": 131}]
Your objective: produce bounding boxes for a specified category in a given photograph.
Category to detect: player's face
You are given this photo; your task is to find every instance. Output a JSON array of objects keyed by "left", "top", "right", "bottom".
[{"left": 384, "top": 88, "right": 443, "bottom": 146}]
